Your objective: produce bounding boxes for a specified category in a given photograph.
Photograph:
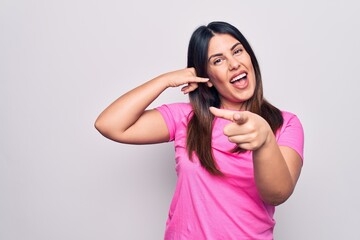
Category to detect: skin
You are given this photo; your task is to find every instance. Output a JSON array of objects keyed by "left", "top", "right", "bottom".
[
  {"left": 94, "top": 68, "right": 207, "bottom": 144},
  {"left": 209, "top": 107, "right": 302, "bottom": 205},
  {"left": 95, "top": 33, "right": 302, "bottom": 206},
  {"left": 207, "top": 34, "right": 256, "bottom": 110},
  {"left": 207, "top": 34, "right": 303, "bottom": 205}
]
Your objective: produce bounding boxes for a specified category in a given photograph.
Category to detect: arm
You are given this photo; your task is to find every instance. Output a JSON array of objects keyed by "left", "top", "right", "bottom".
[
  {"left": 252, "top": 134, "right": 302, "bottom": 206},
  {"left": 209, "top": 107, "right": 303, "bottom": 206},
  {"left": 94, "top": 68, "right": 209, "bottom": 144}
]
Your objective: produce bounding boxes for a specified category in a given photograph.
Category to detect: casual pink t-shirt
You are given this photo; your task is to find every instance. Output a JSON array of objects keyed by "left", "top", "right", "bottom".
[{"left": 156, "top": 103, "right": 304, "bottom": 240}]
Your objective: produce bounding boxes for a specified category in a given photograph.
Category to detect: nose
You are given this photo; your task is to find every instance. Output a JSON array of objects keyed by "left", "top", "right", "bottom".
[{"left": 228, "top": 56, "right": 240, "bottom": 70}]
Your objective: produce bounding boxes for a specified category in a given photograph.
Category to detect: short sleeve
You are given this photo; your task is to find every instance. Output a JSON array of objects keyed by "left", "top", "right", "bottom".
[
  {"left": 156, "top": 104, "right": 177, "bottom": 141},
  {"left": 155, "top": 103, "right": 192, "bottom": 142},
  {"left": 276, "top": 112, "right": 305, "bottom": 160}
]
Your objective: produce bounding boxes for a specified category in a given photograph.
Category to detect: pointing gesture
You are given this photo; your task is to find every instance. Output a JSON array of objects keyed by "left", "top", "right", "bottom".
[{"left": 209, "top": 107, "right": 272, "bottom": 151}]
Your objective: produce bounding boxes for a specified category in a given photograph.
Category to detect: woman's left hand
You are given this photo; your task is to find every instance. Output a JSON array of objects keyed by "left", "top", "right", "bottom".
[{"left": 209, "top": 107, "right": 272, "bottom": 151}]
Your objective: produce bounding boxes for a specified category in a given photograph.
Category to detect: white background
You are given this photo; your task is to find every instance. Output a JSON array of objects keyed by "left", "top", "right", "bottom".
[{"left": 1, "top": 0, "right": 359, "bottom": 239}]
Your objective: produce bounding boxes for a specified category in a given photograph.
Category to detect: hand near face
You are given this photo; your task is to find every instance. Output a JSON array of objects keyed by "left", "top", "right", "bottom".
[
  {"left": 163, "top": 67, "right": 210, "bottom": 94},
  {"left": 209, "top": 107, "right": 272, "bottom": 151}
]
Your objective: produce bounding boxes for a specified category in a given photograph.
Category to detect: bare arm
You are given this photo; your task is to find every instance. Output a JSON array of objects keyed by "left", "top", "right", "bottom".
[
  {"left": 252, "top": 135, "right": 302, "bottom": 206},
  {"left": 94, "top": 68, "right": 209, "bottom": 144},
  {"left": 209, "top": 107, "right": 303, "bottom": 206}
]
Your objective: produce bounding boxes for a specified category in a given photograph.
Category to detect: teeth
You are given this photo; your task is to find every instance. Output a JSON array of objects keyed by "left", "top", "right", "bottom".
[{"left": 230, "top": 73, "right": 247, "bottom": 83}]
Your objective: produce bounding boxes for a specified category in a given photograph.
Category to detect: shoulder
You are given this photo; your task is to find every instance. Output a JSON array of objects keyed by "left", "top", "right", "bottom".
[
  {"left": 155, "top": 102, "right": 193, "bottom": 141},
  {"left": 280, "top": 111, "right": 303, "bottom": 129},
  {"left": 158, "top": 102, "right": 192, "bottom": 110},
  {"left": 156, "top": 102, "right": 193, "bottom": 118},
  {"left": 276, "top": 110, "right": 305, "bottom": 159}
]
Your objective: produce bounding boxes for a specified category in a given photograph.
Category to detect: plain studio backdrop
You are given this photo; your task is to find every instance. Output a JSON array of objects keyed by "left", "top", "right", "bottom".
[{"left": 1, "top": 0, "right": 359, "bottom": 239}]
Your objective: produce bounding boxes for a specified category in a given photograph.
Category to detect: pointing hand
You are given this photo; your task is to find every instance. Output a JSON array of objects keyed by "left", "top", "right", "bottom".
[{"left": 209, "top": 107, "right": 272, "bottom": 151}]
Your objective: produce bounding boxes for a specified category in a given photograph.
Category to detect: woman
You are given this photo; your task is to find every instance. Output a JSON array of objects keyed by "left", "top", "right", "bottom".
[{"left": 95, "top": 21, "right": 304, "bottom": 239}]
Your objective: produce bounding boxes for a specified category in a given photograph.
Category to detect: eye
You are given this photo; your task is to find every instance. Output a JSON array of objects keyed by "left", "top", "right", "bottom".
[
  {"left": 233, "top": 48, "right": 243, "bottom": 55},
  {"left": 213, "top": 58, "right": 223, "bottom": 65}
]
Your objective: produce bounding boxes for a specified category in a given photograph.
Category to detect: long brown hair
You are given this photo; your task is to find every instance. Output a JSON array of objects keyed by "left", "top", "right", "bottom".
[{"left": 186, "top": 21, "right": 283, "bottom": 176}]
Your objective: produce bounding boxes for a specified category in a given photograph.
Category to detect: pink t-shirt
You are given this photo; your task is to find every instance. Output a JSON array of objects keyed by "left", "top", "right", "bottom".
[{"left": 156, "top": 103, "right": 304, "bottom": 240}]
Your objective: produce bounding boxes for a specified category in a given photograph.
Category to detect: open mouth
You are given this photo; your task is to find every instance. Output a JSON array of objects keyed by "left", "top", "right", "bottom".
[{"left": 230, "top": 73, "right": 247, "bottom": 84}]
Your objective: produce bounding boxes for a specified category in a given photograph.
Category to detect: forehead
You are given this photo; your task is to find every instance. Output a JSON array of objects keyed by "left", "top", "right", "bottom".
[{"left": 208, "top": 34, "right": 240, "bottom": 54}]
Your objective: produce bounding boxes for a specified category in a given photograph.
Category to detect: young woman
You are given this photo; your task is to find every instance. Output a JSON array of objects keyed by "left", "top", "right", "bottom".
[{"left": 95, "top": 21, "right": 304, "bottom": 239}]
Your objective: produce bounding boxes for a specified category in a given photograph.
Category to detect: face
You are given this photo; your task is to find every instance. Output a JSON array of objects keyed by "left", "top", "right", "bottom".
[{"left": 206, "top": 34, "right": 256, "bottom": 110}]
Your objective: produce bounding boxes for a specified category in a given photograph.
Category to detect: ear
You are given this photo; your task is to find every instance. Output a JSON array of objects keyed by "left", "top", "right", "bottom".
[{"left": 206, "top": 80, "right": 213, "bottom": 88}]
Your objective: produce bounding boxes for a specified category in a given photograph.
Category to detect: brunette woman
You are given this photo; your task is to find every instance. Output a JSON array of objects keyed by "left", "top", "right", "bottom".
[{"left": 95, "top": 21, "right": 304, "bottom": 239}]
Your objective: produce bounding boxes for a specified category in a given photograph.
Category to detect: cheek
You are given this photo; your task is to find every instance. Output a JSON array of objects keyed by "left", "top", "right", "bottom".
[
  {"left": 207, "top": 71, "right": 218, "bottom": 86},
  {"left": 208, "top": 78, "right": 223, "bottom": 90},
  {"left": 208, "top": 69, "right": 225, "bottom": 84},
  {"left": 207, "top": 68, "right": 215, "bottom": 80},
  {"left": 207, "top": 67, "right": 230, "bottom": 91}
]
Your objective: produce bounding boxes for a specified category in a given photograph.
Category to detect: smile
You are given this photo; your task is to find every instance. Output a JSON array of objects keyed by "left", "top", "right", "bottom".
[{"left": 230, "top": 73, "right": 247, "bottom": 84}]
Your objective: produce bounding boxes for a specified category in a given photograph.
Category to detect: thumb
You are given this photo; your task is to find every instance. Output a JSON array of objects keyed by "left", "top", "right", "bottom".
[
  {"left": 232, "top": 111, "right": 247, "bottom": 125},
  {"left": 209, "top": 106, "right": 247, "bottom": 124}
]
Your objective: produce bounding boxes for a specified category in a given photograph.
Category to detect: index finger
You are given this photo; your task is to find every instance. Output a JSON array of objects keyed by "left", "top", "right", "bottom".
[
  {"left": 187, "top": 67, "right": 209, "bottom": 83},
  {"left": 209, "top": 107, "right": 237, "bottom": 121},
  {"left": 192, "top": 76, "right": 210, "bottom": 83},
  {"left": 209, "top": 107, "right": 247, "bottom": 124}
]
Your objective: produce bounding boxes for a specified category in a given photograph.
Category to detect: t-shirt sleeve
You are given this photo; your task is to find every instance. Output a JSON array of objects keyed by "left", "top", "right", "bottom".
[
  {"left": 276, "top": 112, "right": 305, "bottom": 160},
  {"left": 156, "top": 104, "right": 177, "bottom": 141}
]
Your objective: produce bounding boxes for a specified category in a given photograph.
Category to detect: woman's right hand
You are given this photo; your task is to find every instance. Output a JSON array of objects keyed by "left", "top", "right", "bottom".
[
  {"left": 163, "top": 67, "right": 210, "bottom": 94},
  {"left": 95, "top": 67, "right": 209, "bottom": 144}
]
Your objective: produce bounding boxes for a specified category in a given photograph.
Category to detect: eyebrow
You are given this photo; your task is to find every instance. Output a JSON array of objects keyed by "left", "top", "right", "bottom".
[{"left": 208, "top": 42, "right": 243, "bottom": 62}]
